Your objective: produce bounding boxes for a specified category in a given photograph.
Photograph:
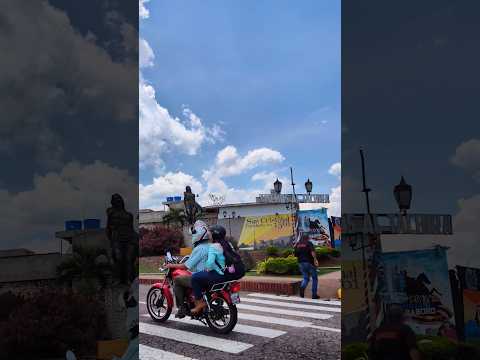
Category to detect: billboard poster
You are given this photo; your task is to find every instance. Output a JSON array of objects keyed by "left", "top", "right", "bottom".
[
  {"left": 341, "top": 234, "right": 371, "bottom": 344},
  {"left": 457, "top": 266, "right": 480, "bottom": 342},
  {"left": 378, "top": 247, "right": 456, "bottom": 339},
  {"left": 238, "top": 214, "right": 294, "bottom": 247},
  {"left": 296, "top": 208, "right": 330, "bottom": 246},
  {"left": 331, "top": 216, "right": 341, "bottom": 249}
]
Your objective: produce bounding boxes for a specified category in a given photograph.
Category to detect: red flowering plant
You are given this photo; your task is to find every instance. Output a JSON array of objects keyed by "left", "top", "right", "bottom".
[{"left": 139, "top": 225, "right": 185, "bottom": 256}]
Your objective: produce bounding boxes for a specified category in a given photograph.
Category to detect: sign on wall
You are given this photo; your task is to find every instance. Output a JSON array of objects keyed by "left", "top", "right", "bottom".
[
  {"left": 238, "top": 214, "right": 294, "bottom": 247},
  {"left": 296, "top": 209, "right": 330, "bottom": 246},
  {"left": 378, "top": 248, "right": 456, "bottom": 339}
]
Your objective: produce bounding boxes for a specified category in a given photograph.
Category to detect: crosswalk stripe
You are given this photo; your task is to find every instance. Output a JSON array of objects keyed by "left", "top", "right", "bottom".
[
  {"left": 236, "top": 304, "right": 333, "bottom": 320},
  {"left": 238, "top": 313, "right": 313, "bottom": 328},
  {"left": 140, "top": 315, "right": 286, "bottom": 338},
  {"left": 241, "top": 298, "right": 341, "bottom": 313},
  {"left": 308, "top": 325, "right": 341, "bottom": 333},
  {"left": 140, "top": 322, "right": 253, "bottom": 354},
  {"left": 140, "top": 344, "right": 197, "bottom": 360},
  {"left": 246, "top": 293, "right": 341, "bottom": 306}
]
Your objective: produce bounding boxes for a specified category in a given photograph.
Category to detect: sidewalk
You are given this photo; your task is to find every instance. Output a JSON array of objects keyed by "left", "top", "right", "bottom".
[{"left": 139, "top": 271, "right": 340, "bottom": 299}]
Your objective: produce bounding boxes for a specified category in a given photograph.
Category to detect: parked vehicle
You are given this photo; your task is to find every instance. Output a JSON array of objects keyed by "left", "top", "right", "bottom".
[{"left": 146, "top": 251, "right": 241, "bottom": 334}]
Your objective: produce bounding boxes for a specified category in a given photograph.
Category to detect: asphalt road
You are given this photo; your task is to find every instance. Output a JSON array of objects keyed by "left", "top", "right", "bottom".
[{"left": 139, "top": 284, "right": 340, "bottom": 360}]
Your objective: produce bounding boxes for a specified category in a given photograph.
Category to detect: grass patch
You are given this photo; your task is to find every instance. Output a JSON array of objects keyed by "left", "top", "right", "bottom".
[{"left": 139, "top": 262, "right": 159, "bottom": 274}]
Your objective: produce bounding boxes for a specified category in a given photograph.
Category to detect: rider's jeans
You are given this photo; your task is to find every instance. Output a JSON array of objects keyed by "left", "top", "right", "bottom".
[
  {"left": 192, "top": 270, "right": 225, "bottom": 300},
  {"left": 299, "top": 262, "right": 318, "bottom": 296}
]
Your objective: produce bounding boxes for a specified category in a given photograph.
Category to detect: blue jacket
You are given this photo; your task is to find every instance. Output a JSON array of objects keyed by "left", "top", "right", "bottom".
[{"left": 206, "top": 243, "right": 226, "bottom": 275}]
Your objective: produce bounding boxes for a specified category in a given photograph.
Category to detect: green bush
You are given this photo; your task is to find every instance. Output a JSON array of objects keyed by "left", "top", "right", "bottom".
[
  {"left": 343, "top": 337, "right": 480, "bottom": 360},
  {"left": 265, "top": 246, "right": 280, "bottom": 257},
  {"left": 256, "top": 260, "right": 267, "bottom": 274},
  {"left": 281, "top": 247, "right": 295, "bottom": 258},
  {"left": 342, "top": 342, "right": 369, "bottom": 360},
  {"left": 256, "top": 256, "right": 301, "bottom": 275},
  {"left": 315, "top": 246, "right": 340, "bottom": 259}
]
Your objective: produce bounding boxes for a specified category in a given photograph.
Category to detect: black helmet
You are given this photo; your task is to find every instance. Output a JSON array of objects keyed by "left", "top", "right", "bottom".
[{"left": 209, "top": 224, "right": 226, "bottom": 241}]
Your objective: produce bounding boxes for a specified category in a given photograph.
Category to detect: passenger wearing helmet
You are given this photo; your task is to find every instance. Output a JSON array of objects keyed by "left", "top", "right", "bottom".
[
  {"left": 164, "top": 220, "right": 211, "bottom": 318},
  {"left": 190, "top": 224, "right": 228, "bottom": 315}
]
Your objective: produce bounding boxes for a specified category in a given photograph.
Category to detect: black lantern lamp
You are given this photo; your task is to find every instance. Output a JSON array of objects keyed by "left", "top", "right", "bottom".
[
  {"left": 274, "top": 178, "right": 282, "bottom": 194},
  {"left": 305, "top": 178, "right": 313, "bottom": 194},
  {"left": 394, "top": 176, "right": 412, "bottom": 215}
]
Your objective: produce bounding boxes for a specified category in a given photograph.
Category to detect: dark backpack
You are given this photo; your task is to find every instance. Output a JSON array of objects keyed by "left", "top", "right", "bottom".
[{"left": 218, "top": 238, "right": 243, "bottom": 267}]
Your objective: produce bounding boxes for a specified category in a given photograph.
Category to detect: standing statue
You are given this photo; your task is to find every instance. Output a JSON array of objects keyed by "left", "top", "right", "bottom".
[
  {"left": 106, "top": 193, "right": 137, "bottom": 285},
  {"left": 184, "top": 186, "right": 203, "bottom": 226}
]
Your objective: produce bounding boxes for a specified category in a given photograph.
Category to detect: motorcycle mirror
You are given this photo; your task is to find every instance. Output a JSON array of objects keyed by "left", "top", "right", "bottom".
[{"left": 165, "top": 251, "right": 173, "bottom": 262}]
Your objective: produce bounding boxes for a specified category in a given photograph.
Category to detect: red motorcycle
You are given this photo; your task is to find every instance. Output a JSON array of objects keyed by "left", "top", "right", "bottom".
[{"left": 146, "top": 251, "right": 241, "bottom": 334}]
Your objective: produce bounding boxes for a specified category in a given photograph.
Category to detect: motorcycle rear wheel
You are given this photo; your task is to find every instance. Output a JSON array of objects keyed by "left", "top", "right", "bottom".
[
  {"left": 205, "top": 294, "right": 238, "bottom": 334},
  {"left": 146, "top": 287, "right": 171, "bottom": 322}
]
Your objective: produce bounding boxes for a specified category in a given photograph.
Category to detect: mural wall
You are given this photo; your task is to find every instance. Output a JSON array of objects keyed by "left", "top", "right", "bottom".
[{"left": 238, "top": 214, "right": 294, "bottom": 247}]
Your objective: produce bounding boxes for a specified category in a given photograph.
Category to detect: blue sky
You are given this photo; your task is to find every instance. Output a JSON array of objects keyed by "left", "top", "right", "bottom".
[{"left": 139, "top": 0, "right": 340, "bottom": 213}]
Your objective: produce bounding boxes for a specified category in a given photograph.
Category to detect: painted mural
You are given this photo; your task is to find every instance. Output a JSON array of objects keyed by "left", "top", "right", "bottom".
[
  {"left": 296, "top": 208, "right": 330, "bottom": 246},
  {"left": 378, "top": 247, "right": 456, "bottom": 339}
]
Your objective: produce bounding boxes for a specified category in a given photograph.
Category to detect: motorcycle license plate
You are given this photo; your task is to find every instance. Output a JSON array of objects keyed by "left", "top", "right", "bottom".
[{"left": 231, "top": 292, "right": 240, "bottom": 304}]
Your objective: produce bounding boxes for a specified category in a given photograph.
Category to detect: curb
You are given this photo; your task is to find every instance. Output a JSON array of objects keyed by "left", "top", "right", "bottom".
[{"left": 139, "top": 276, "right": 302, "bottom": 296}]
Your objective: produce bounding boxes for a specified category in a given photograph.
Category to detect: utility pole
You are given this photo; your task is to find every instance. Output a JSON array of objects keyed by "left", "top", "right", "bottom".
[
  {"left": 290, "top": 167, "right": 298, "bottom": 242},
  {"left": 359, "top": 148, "right": 375, "bottom": 340}
]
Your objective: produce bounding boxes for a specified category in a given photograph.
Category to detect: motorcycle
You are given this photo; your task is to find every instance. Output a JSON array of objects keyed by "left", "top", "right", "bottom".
[{"left": 146, "top": 250, "right": 241, "bottom": 334}]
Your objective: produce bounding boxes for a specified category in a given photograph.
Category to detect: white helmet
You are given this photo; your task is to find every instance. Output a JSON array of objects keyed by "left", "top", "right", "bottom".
[{"left": 191, "top": 220, "right": 210, "bottom": 245}]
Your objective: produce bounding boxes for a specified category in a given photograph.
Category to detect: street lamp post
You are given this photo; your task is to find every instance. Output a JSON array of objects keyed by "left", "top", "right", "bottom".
[
  {"left": 305, "top": 178, "right": 313, "bottom": 195},
  {"left": 223, "top": 210, "right": 234, "bottom": 238},
  {"left": 394, "top": 176, "right": 412, "bottom": 216}
]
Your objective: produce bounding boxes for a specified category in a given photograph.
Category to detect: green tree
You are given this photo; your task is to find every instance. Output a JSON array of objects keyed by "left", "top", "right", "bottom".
[
  {"left": 162, "top": 208, "right": 187, "bottom": 229},
  {"left": 56, "top": 246, "right": 112, "bottom": 295}
]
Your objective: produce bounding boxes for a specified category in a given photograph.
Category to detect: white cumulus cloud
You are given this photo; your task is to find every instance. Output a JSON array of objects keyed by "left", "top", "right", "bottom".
[
  {"left": 139, "top": 0, "right": 150, "bottom": 19},
  {"left": 328, "top": 162, "right": 341, "bottom": 178},
  {"left": 0, "top": 161, "right": 137, "bottom": 252},
  {"left": 451, "top": 138, "right": 480, "bottom": 180},
  {"left": 140, "top": 38, "right": 155, "bottom": 68},
  {"left": 140, "top": 172, "right": 203, "bottom": 210}
]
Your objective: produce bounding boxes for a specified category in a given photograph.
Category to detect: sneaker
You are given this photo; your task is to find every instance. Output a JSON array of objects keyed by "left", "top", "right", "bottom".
[
  {"left": 175, "top": 305, "right": 187, "bottom": 318},
  {"left": 299, "top": 287, "right": 305, "bottom": 298},
  {"left": 312, "top": 294, "right": 319, "bottom": 300}
]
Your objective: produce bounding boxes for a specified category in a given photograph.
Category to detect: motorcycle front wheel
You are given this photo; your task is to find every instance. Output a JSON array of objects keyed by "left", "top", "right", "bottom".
[
  {"left": 146, "top": 287, "right": 171, "bottom": 322},
  {"left": 205, "top": 294, "right": 238, "bottom": 334}
]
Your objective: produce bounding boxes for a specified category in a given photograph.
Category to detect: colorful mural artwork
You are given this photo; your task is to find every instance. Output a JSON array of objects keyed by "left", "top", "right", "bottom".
[
  {"left": 296, "top": 208, "right": 330, "bottom": 246},
  {"left": 238, "top": 214, "right": 294, "bottom": 247},
  {"left": 378, "top": 247, "right": 456, "bottom": 339},
  {"left": 456, "top": 266, "right": 480, "bottom": 342}
]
